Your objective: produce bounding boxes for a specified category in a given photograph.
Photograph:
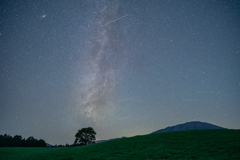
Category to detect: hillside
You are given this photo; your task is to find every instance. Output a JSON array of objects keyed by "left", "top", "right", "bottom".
[
  {"left": 96, "top": 137, "right": 126, "bottom": 143},
  {"left": 151, "top": 121, "right": 225, "bottom": 134},
  {"left": 1, "top": 129, "right": 239, "bottom": 160}
]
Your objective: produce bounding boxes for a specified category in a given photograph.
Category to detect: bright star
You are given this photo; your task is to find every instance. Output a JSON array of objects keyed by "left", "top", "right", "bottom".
[{"left": 41, "top": 14, "right": 46, "bottom": 18}]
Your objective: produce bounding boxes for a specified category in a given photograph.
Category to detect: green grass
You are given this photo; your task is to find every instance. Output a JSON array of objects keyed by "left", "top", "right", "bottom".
[{"left": 1, "top": 129, "right": 240, "bottom": 160}]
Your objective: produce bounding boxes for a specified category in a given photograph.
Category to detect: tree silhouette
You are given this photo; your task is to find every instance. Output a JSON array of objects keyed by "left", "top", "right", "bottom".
[
  {"left": 12, "top": 135, "right": 22, "bottom": 147},
  {"left": 0, "top": 134, "right": 46, "bottom": 147},
  {"left": 74, "top": 127, "right": 96, "bottom": 145},
  {"left": 0, "top": 134, "right": 12, "bottom": 147}
]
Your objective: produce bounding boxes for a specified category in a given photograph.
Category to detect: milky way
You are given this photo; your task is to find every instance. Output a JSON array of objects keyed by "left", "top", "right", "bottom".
[
  {"left": 77, "top": 1, "right": 126, "bottom": 122},
  {"left": 1, "top": 0, "right": 240, "bottom": 145}
]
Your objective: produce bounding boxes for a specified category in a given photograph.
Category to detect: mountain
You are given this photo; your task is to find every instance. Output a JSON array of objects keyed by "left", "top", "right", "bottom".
[
  {"left": 46, "top": 143, "right": 53, "bottom": 147},
  {"left": 151, "top": 121, "right": 225, "bottom": 134},
  {"left": 96, "top": 137, "right": 126, "bottom": 143},
  {"left": 96, "top": 121, "right": 225, "bottom": 143}
]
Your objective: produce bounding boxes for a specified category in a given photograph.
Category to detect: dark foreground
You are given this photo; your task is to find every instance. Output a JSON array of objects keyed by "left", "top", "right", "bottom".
[{"left": 0, "top": 129, "right": 239, "bottom": 160}]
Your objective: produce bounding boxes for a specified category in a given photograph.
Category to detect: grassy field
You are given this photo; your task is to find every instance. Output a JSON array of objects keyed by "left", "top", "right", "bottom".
[{"left": 0, "top": 129, "right": 239, "bottom": 160}]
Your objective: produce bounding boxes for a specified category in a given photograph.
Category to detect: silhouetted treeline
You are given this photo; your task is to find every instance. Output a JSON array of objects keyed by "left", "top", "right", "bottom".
[{"left": 0, "top": 134, "right": 46, "bottom": 147}]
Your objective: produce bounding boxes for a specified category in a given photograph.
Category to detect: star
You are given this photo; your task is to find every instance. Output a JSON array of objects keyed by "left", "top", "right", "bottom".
[{"left": 41, "top": 14, "right": 46, "bottom": 18}]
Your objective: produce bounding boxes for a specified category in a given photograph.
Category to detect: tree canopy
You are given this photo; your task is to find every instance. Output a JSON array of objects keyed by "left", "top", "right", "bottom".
[
  {"left": 74, "top": 127, "right": 96, "bottom": 145},
  {"left": 0, "top": 134, "right": 46, "bottom": 147}
]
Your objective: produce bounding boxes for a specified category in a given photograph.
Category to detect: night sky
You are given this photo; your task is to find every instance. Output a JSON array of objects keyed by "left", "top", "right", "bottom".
[{"left": 1, "top": 0, "right": 240, "bottom": 145}]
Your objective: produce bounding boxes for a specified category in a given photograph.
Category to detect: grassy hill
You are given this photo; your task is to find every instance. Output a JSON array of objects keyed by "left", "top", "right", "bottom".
[{"left": 1, "top": 129, "right": 239, "bottom": 160}]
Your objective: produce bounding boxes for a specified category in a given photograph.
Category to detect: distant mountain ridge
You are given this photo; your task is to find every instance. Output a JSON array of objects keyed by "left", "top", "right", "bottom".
[
  {"left": 96, "top": 121, "right": 225, "bottom": 143},
  {"left": 96, "top": 137, "right": 126, "bottom": 143},
  {"left": 151, "top": 121, "right": 225, "bottom": 134},
  {"left": 46, "top": 143, "right": 53, "bottom": 147}
]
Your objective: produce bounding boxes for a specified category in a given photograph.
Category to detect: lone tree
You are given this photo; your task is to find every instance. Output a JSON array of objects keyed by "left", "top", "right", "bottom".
[{"left": 74, "top": 127, "right": 96, "bottom": 145}]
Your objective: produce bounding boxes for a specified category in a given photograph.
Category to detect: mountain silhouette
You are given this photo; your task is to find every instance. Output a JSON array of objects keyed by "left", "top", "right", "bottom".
[
  {"left": 96, "top": 137, "right": 126, "bottom": 143},
  {"left": 46, "top": 143, "right": 53, "bottom": 147},
  {"left": 151, "top": 121, "right": 225, "bottom": 134},
  {"left": 96, "top": 121, "right": 225, "bottom": 143}
]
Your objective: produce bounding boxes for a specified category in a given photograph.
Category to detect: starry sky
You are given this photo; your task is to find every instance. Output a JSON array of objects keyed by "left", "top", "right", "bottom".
[{"left": 1, "top": 0, "right": 240, "bottom": 145}]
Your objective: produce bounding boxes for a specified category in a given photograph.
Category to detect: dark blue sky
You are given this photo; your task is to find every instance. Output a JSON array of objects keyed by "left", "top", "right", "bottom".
[{"left": 1, "top": 0, "right": 240, "bottom": 145}]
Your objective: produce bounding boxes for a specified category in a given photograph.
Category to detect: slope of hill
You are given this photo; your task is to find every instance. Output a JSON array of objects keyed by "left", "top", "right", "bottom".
[
  {"left": 1, "top": 129, "right": 239, "bottom": 160},
  {"left": 151, "top": 121, "right": 225, "bottom": 134},
  {"left": 96, "top": 137, "right": 126, "bottom": 143},
  {"left": 45, "top": 143, "right": 53, "bottom": 147}
]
